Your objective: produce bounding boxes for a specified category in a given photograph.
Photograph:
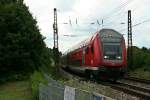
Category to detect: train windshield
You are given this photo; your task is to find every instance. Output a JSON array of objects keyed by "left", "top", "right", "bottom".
[
  {"left": 99, "top": 29, "right": 123, "bottom": 60},
  {"left": 103, "top": 44, "right": 122, "bottom": 60}
]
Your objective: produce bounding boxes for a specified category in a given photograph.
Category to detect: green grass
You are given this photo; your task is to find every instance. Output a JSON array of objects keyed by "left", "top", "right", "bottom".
[
  {"left": 0, "top": 81, "right": 33, "bottom": 100},
  {"left": 30, "top": 71, "right": 48, "bottom": 98},
  {"left": 129, "top": 66, "right": 150, "bottom": 79}
]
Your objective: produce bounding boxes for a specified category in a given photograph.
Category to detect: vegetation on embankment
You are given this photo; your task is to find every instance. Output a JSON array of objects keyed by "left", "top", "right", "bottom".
[
  {"left": 129, "top": 66, "right": 150, "bottom": 80},
  {"left": 0, "top": 80, "right": 33, "bottom": 100},
  {"left": 0, "top": 1, "right": 63, "bottom": 99},
  {"left": 30, "top": 66, "right": 68, "bottom": 99},
  {"left": 129, "top": 46, "right": 150, "bottom": 79},
  {"left": 30, "top": 71, "right": 48, "bottom": 99}
]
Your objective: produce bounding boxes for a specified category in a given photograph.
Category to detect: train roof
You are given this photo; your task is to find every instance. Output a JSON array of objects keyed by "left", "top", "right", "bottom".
[
  {"left": 63, "top": 32, "right": 97, "bottom": 55},
  {"left": 99, "top": 29, "right": 122, "bottom": 38},
  {"left": 99, "top": 29, "right": 123, "bottom": 43},
  {"left": 63, "top": 28, "right": 123, "bottom": 55}
]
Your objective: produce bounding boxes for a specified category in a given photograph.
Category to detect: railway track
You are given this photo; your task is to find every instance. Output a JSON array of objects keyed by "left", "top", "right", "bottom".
[
  {"left": 59, "top": 68, "right": 150, "bottom": 99},
  {"left": 125, "top": 76, "right": 150, "bottom": 84},
  {"left": 109, "top": 82, "right": 150, "bottom": 100}
]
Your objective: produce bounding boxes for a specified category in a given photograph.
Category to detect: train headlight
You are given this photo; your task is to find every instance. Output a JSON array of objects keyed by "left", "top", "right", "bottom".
[
  {"left": 104, "top": 56, "right": 109, "bottom": 59},
  {"left": 116, "top": 56, "right": 121, "bottom": 59}
]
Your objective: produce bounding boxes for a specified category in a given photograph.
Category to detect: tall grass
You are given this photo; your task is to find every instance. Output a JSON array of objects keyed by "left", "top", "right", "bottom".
[
  {"left": 129, "top": 66, "right": 150, "bottom": 79},
  {"left": 30, "top": 71, "right": 48, "bottom": 99}
]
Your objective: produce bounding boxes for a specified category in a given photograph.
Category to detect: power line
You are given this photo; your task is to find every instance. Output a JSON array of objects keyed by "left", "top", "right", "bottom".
[
  {"left": 93, "top": 0, "right": 135, "bottom": 28},
  {"left": 102, "top": 8, "right": 148, "bottom": 28},
  {"left": 102, "top": 0, "right": 135, "bottom": 20},
  {"left": 56, "top": 0, "right": 135, "bottom": 28},
  {"left": 119, "top": 18, "right": 150, "bottom": 32},
  {"left": 133, "top": 19, "right": 150, "bottom": 27},
  {"left": 56, "top": 0, "right": 134, "bottom": 27},
  {"left": 100, "top": 0, "right": 140, "bottom": 28},
  {"left": 57, "top": 0, "right": 150, "bottom": 29}
]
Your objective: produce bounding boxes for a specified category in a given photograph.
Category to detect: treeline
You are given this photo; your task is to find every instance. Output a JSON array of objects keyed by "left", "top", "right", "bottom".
[
  {"left": 0, "top": 0, "right": 52, "bottom": 82},
  {"left": 131, "top": 46, "right": 150, "bottom": 70}
]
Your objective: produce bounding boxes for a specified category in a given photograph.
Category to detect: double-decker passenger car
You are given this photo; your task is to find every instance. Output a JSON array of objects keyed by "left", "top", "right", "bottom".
[{"left": 62, "top": 29, "right": 127, "bottom": 80}]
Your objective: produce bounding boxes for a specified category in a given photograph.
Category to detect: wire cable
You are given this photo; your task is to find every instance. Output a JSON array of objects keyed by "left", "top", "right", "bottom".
[{"left": 119, "top": 18, "right": 150, "bottom": 32}]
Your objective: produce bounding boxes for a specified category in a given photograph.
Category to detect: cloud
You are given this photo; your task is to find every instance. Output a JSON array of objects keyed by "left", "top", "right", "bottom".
[
  {"left": 24, "top": 0, "right": 150, "bottom": 52},
  {"left": 54, "top": 0, "right": 77, "bottom": 12}
]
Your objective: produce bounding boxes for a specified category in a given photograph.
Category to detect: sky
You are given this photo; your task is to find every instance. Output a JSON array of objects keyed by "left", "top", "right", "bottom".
[{"left": 24, "top": 0, "right": 150, "bottom": 52}]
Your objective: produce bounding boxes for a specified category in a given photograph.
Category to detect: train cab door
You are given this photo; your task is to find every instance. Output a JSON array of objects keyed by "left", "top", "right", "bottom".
[
  {"left": 84, "top": 47, "right": 90, "bottom": 65},
  {"left": 90, "top": 44, "right": 94, "bottom": 66},
  {"left": 84, "top": 44, "right": 94, "bottom": 66}
]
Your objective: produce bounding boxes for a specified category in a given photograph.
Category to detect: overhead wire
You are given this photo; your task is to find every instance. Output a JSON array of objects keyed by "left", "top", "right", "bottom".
[
  {"left": 102, "top": 0, "right": 135, "bottom": 20},
  {"left": 119, "top": 18, "right": 150, "bottom": 32},
  {"left": 103, "top": 1, "right": 146, "bottom": 29},
  {"left": 57, "top": 0, "right": 150, "bottom": 38}
]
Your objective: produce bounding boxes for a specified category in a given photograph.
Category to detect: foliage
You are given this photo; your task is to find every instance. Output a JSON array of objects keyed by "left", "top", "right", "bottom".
[
  {"left": 128, "top": 46, "right": 150, "bottom": 79},
  {"left": 131, "top": 46, "right": 150, "bottom": 69},
  {"left": 0, "top": 0, "right": 52, "bottom": 82}
]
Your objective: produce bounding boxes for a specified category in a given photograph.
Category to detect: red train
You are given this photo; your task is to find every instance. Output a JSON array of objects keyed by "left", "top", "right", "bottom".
[{"left": 62, "top": 29, "right": 127, "bottom": 80}]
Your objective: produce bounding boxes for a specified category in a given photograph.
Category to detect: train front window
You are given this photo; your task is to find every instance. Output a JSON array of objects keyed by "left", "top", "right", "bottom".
[{"left": 103, "top": 44, "right": 122, "bottom": 60}]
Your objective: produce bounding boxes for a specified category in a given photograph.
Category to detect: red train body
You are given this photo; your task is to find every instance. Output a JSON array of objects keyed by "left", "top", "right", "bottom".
[{"left": 62, "top": 29, "right": 127, "bottom": 80}]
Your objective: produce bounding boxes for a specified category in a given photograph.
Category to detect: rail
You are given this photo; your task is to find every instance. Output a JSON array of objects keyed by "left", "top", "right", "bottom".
[
  {"left": 110, "top": 82, "right": 150, "bottom": 100},
  {"left": 125, "top": 77, "right": 150, "bottom": 84}
]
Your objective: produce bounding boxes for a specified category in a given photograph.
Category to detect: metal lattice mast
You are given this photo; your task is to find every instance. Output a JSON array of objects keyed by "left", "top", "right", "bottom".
[
  {"left": 53, "top": 8, "right": 58, "bottom": 49},
  {"left": 53, "top": 8, "right": 59, "bottom": 65},
  {"left": 127, "top": 10, "right": 133, "bottom": 67}
]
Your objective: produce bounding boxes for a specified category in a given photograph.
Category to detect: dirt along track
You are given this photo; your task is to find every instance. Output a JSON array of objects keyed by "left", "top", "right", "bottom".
[
  {"left": 109, "top": 81, "right": 150, "bottom": 100},
  {"left": 59, "top": 68, "right": 150, "bottom": 100}
]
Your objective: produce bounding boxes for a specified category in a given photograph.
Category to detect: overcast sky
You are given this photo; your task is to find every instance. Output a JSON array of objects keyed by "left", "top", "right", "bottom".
[{"left": 24, "top": 0, "right": 150, "bottom": 52}]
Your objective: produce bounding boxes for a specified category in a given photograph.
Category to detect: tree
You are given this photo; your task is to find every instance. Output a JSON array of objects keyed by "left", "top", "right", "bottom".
[{"left": 0, "top": 0, "right": 51, "bottom": 80}]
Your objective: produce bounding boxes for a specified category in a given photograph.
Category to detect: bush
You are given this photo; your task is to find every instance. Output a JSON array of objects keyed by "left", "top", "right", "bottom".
[{"left": 0, "top": 71, "right": 30, "bottom": 84}]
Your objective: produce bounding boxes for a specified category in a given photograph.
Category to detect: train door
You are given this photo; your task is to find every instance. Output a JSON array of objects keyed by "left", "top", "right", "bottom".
[
  {"left": 82, "top": 49, "right": 85, "bottom": 65},
  {"left": 90, "top": 44, "right": 94, "bottom": 66},
  {"left": 85, "top": 45, "right": 94, "bottom": 66},
  {"left": 84, "top": 46, "right": 91, "bottom": 65}
]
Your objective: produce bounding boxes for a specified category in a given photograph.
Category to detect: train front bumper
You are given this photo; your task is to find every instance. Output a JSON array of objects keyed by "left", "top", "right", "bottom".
[{"left": 98, "top": 67, "right": 126, "bottom": 79}]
